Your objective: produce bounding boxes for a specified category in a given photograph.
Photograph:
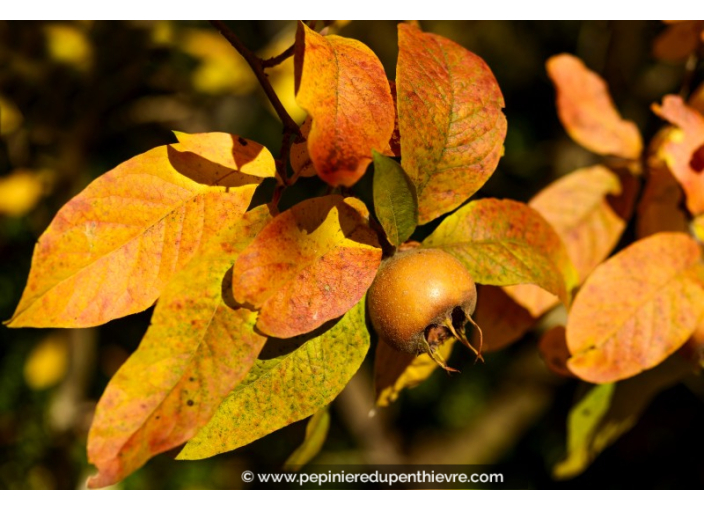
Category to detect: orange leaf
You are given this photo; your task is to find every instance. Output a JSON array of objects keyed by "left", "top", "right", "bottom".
[
  {"left": 471, "top": 285, "right": 536, "bottom": 352},
  {"left": 652, "top": 95, "right": 704, "bottom": 214},
  {"left": 529, "top": 166, "right": 625, "bottom": 282},
  {"left": 653, "top": 21, "right": 703, "bottom": 62},
  {"left": 538, "top": 326, "right": 574, "bottom": 378},
  {"left": 86, "top": 206, "right": 271, "bottom": 489},
  {"left": 397, "top": 24, "right": 506, "bottom": 224},
  {"left": 637, "top": 132, "right": 689, "bottom": 239},
  {"left": 294, "top": 22, "right": 395, "bottom": 187},
  {"left": 6, "top": 133, "right": 275, "bottom": 328},
  {"left": 233, "top": 196, "right": 381, "bottom": 338},
  {"left": 547, "top": 54, "right": 642, "bottom": 160},
  {"left": 567, "top": 232, "right": 704, "bottom": 383}
]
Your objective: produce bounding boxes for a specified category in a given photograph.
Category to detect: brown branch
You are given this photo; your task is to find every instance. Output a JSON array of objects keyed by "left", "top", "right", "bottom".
[
  {"left": 209, "top": 21, "right": 304, "bottom": 193},
  {"left": 261, "top": 43, "right": 295, "bottom": 69},
  {"left": 208, "top": 21, "right": 302, "bottom": 141}
]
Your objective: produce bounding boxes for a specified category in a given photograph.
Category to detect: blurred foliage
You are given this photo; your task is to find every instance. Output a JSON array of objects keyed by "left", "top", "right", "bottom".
[{"left": 1, "top": 20, "right": 703, "bottom": 489}]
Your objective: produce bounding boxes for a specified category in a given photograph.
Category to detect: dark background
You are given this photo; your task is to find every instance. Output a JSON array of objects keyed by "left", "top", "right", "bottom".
[{"left": 0, "top": 20, "right": 702, "bottom": 489}]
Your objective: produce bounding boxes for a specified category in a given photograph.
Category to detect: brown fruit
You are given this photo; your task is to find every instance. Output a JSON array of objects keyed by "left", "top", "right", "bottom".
[{"left": 367, "top": 248, "right": 482, "bottom": 371}]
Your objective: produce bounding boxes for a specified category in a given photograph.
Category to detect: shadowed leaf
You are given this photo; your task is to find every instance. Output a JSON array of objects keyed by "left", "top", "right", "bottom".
[
  {"left": 652, "top": 95, "right": 704, "bottom": 215},
  {"left": 372, "top": 151, "right": 418, "bottom": 247},
  {"left": 177, "top": 298, "right": 370, "bottom": 460},
  {"left": 423, "top": 198, "right": 578, "bottom": 305},
  {"left": 547, "top": 54, "right": 642, "bottom": 160},
  {"left": 233, "top": 195, "right": 381, "bottom": 338},
  {"left": 471, "top": 285, "right": 536, "bottom": 351},
  {"left": 294, "top": 22, "right": 395, "bottom": 187},
  {"left": 290, "top": 117, "right": 317, "bottom": 180},
  {"left": 653, "top": 21, "right": 704, "bottom": 62},
  {"left": 86, "top": 206, "right": 272, "bottom": 489},
  {"left": 397, "top": 24, "right": 506, "bottom": 225},
  {"left": 538, "top": 326, "right": 574, "bottom": 378},
  {"left": 567, "top": 232, "right": 704, "bottom": 383},
  {"left": 554, "top": 354, "right": 694, "bottom": 479},
  {"left": 637, "top": 132, "right": 689, "bottom": 238},
  {"left": 7, "top": 133, "right": 274, "bottom": 328},
  {"left": 283, "top": 407, "right": 330, "bottom": 471}
]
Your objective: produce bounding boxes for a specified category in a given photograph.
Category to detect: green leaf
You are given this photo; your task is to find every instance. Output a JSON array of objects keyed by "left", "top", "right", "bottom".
[
  {"left": 554, "top": 354, "right": 693, "bottom": 479},
  {"left": 372, "top": 151, "right": 418, "bottom": 246},
  {"left": 176, "top": 297, "right": 370, "bottom": 460},
  {"left": 423, "top": 198, "right": 578, "bottom": 304},
  {"left": 283, "top": 407, "right": 330, "bottom": 471}
]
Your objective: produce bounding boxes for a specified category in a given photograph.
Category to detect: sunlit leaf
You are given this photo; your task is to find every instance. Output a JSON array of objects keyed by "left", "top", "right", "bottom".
[
  {"left": 283, "top": 407, "right": 330, "bottom": 471},
  {"left": 86, "top": 206, "right": 272, "bottom": 489},
  {"left": 374, "top": 337, "right": 454, "bottom": 407},
  {"left": 547, "top": 54, "right": 642, "bottom": 160},
  {"left": 566, "top": 232, "right": 704, "bottom": 383},
  {"left": 294, "top": 22, "right": 395, "bottom": 187},
  {"left": 652, "top": 95, "right": 704, "bottom": 214},
  {"left": 372, "top": 151, "right": 418, "bottom": 247},
  {"left": 6, "top": 133, "right": 274, "bottom": 328},
  {"left": 397, "top": 23, "right": 506, "bottom": 224},
  {"left": 554, "top": 354, "right": 694, "bottom": 479},
  {"left": 177, "top": 298, "right": 370, "bottom": 460},
  {"left": 423, "top": 198, "right": 578, "bottom": 305},
  {"left": 233, "top": 195, "right": 381, "bottom": 338}
]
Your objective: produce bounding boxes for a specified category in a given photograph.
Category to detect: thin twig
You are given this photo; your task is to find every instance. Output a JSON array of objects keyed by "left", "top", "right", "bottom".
[
  {"left": 209, "top": 21, "right": 304, "bottom": 192},
  {"left": 209, "top": 21, "right": 302, "bottom": 141},
  {"left": 261, "top": 43, "right": 295, "bottom": 68}
]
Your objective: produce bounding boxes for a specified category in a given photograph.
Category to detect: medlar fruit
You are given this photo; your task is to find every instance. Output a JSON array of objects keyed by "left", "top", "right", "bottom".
[{"left": 367, "top": 248, "right": 483, "bottom": 372}]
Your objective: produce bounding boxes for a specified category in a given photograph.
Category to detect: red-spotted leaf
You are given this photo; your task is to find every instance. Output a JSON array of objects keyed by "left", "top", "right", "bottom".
[
  {"left": 396, "top": 23, "right": 507, "bottom": 224},
  {"left": 86, "top": 206, "right": 272, "bottom": 489},
  {"left": 177, "top": 297, "right": 370, "bottom": 460},
  {"left": 294, "top": 22, "right": 395, "bottom": 187},
  {"left": 567, "top": 232, "right": 704, "bottom": 383},
  {"left": 6, "top": 133, "right": 274, "bottom": 328},
  {"left": 652, "top": 95, "right": 704, "bottom": 214},
  {"left": 547, "top": 54, "right": 642, "bottom": 160},
  {"left": 423, "top": 198, "right": 578, "bottom": 305},
  {"left": 233, "top": 195, "right": 381, "bottom": 338}
]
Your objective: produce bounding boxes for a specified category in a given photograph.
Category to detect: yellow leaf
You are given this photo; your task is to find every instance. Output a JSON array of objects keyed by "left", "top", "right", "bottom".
[
  {"left": 7, "top": 133, "right": 274, "bottom": 328},
  {"left": 283, "top": 407, "right": 330, "bottom": 471},
  {"left": 0, "top": 95, "right": 23, "bottom": 136}
]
